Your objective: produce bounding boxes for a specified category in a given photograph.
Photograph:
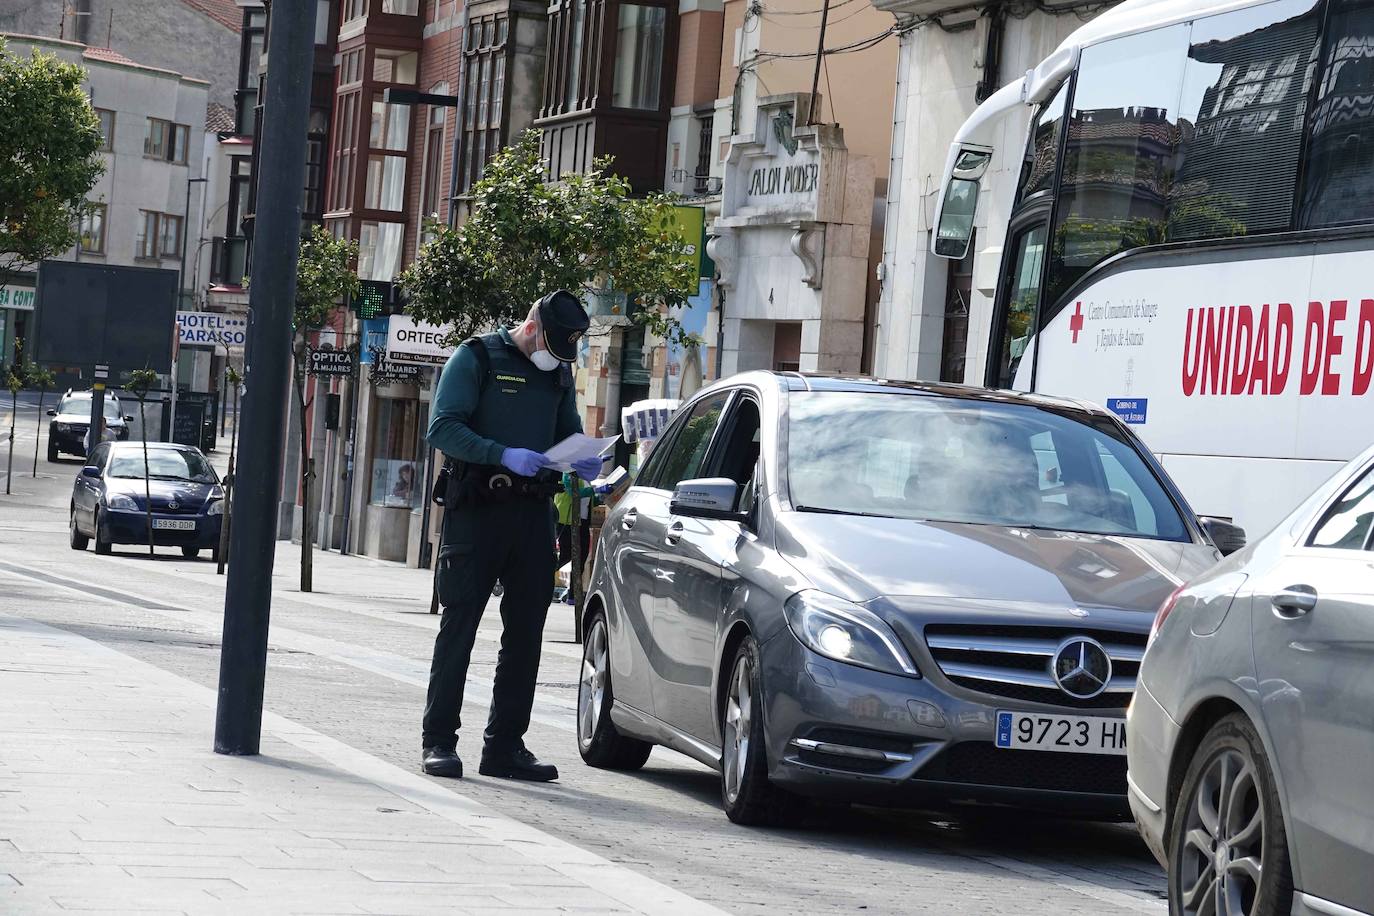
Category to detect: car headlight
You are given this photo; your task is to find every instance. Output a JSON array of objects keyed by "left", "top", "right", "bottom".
[
  {"left": 207, "top": 499, "right": 224, "bottom": 516},
  {"left": 106, "top": 494, "right": 138, "bottom": 510},
  {"left": 55, "top": 422, "right": 71, "bottom": 432},
  {"left": 783, "top": 590, "right": 919, "bottom": 677}
]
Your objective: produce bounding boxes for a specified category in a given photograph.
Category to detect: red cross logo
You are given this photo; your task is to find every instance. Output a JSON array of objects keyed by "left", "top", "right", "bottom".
[{"left": 1069, "top": 301, "right": 1085, "bottom": 343}]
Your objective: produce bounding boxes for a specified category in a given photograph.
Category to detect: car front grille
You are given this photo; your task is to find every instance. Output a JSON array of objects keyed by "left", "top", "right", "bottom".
[
  {"left": 915, "top": 741, "right": 1126, "bottom": 795},
  {"left": 923, "top": 623, "right": 1145, "bottom": 710}
]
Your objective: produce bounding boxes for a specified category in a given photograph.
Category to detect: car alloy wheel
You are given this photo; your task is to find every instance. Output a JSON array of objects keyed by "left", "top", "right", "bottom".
[
  {"left": 1170, "top": 713, "right": 1291, "bottom": 916},
  {"left": 576, "top": 612, "right": 651, "bottom": 769},
  {"left": 719, "top": 637, "right": 796, "bottom": 826},
  {"left": 69, "top": 508, "right": 89, "bottom": 551},
  {"left": 722, "top": 653, "right": 753, "bottom": 806},
  {"left": 579, "top": 617, "right": 609, "bottom": 749}
]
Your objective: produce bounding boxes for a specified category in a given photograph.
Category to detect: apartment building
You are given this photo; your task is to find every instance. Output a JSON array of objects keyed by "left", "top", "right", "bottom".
[{"left": 0, "top": 35, "right": 208, "bottom": 375}]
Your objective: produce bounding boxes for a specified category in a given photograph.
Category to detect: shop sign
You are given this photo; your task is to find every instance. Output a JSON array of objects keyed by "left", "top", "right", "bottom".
[
  {"left": 386, "top": 315, "right": 455, "bottom": 366},
  {"left": 0, "top": 285, "right": 36, "bottom": 311},
  {"left": 307, "top": 346, "right": 356, "bottom": 377},
  {"left": 368, "top": 344, "right": 430, "bottom": 388},
  {"left": 177, "top": 311, "right": 247, "bottom": 347}
]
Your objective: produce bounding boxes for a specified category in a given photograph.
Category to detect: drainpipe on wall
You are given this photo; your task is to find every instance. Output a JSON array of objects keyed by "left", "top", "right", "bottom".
[{"left": 974, "top": 4, "right": 1006, "bottom": 105}]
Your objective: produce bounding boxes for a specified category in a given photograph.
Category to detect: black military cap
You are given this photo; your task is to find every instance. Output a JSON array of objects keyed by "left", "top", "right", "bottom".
[{"left": 537, "top": 290, "right": 591, "bottom": 362}]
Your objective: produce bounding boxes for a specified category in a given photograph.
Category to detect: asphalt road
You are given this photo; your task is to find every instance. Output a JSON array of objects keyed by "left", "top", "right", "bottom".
[{"left": 0, "top": 394, "right": 1169, "bottom": 914}]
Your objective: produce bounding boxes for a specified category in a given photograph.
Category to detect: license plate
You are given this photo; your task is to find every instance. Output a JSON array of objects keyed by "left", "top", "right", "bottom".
[
  {"left": 995, "top": 710, "right": 1127, "bottom": 756},
  {"left": 152, "top": 519, "right": 196, "bottom": 531}
]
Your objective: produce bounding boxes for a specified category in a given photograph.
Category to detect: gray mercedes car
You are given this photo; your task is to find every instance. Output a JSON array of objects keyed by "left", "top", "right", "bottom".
[
  {"left": 577, "top": 372, "right": 1231, "bottom": 824},
  {"left": 1128, "top": 443, "right": 1374, "bottom": 916}
]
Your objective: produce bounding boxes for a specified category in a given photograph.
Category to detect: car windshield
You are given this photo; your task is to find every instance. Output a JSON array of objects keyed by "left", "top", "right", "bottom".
[
  {"left": 60, "top": 395, "right": 121, "bottom": 418},
  {"left": 108, "top": 448, "right": 216, "bottom": 483},
  {"left": 786, "top": 391, "right": 1188, "bottom": 540}
]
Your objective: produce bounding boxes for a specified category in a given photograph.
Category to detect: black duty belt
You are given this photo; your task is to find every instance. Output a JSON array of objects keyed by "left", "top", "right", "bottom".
[{"left": 434, "top": 459, "right": 560, "bottom": 508}]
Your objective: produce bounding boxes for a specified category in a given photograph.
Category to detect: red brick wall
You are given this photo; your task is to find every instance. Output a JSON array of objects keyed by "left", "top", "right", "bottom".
[
  {"left": 403, "top": 3, "right": 463, "bottom": 264},
  {"left": 674, "top": 9, "right": 725, "bottom": 109}
]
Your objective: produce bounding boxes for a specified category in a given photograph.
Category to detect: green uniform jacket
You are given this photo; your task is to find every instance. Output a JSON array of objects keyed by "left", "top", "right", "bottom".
[{"left": 426, "top": 326, "right": 582, "bottom": 466}]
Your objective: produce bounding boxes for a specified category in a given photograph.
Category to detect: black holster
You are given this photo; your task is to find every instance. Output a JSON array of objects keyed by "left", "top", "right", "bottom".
[{"left": 434, "top": 458, "right": 560, "bottom": 508}]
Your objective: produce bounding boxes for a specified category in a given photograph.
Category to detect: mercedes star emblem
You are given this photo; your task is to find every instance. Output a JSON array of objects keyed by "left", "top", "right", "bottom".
[{"left": 1051, "top": 637, "right": 1112, "bottom": 700}]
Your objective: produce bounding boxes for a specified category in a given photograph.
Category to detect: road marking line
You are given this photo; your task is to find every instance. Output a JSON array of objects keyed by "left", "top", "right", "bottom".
[
  {"left": 0, "top": 561, "right": 577, "bottom": 732},
  {"left": 0, "top": 611, "right": 725, "bottom": 916}
]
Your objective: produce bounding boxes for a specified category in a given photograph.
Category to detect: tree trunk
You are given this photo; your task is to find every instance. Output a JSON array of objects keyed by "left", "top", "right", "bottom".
[
  {"left": 32, "top": 387, "right": 45, "bottom": 476},
  {"left": 139, "top": 400, "right": 153, "bottom": 557},
  {"left": 5, "top": 391, "right": 15, "bottom": 496},
  {"left": 294, "top": 364, "right": 312, "bottom": 593}
]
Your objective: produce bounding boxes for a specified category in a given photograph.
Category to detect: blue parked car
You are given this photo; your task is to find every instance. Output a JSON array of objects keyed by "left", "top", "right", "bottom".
[{"left": 69, "top": 441, "right": 225, "bottom": 560}]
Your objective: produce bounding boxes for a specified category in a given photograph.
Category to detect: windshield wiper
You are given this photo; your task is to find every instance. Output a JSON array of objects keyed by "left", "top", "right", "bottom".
[{"left": 794, "top": 505, "right": 895, "bottom": 519}]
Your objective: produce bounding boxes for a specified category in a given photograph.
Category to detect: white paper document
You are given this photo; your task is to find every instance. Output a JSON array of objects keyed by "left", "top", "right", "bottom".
[{"left": 543, "top": 433, "right": 619, "bottom": 473}]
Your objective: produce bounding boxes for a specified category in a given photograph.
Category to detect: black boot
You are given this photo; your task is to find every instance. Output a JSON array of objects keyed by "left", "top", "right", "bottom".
[
  {"left": 478, "top": 745, "right": 558, "bottom": 782},
  {"left": 421, "top": 746, "right": 464, "bottom": 778}
]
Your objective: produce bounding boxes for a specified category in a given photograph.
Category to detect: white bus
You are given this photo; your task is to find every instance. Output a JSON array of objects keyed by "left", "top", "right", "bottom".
[{"left": 932, "top": 0, "right": 1374, "bottom": 537}]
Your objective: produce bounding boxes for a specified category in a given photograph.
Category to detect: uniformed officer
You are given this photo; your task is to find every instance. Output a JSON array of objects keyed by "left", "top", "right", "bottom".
[{"left": 421, "top": 290, "right": 601, "bottom": 781}]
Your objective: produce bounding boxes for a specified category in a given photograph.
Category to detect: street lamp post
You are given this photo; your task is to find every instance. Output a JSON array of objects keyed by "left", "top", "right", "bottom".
[
  {"left": 172, "top": 176, "right": 208, "bottom": 442},
  {"left": 214, "top": 1, "right": 315, "bottom": 756}
]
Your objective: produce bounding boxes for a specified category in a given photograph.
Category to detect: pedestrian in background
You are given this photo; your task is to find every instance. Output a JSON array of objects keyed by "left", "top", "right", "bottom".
[
  {"left": 555, "top": 472, "right": 594, "bottom": 604},
  {"left": 84, "top": 416, "right": 113, "bottom": 456},
  {"left": 420, "top": 290, "right": 601, "bottom": 782}
]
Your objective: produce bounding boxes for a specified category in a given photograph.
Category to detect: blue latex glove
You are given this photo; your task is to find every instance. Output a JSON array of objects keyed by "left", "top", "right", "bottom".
[
  {"left": 593, "top": 483, "right": 614, "bottom": 496},
  {"left": 501, "top": 448, "right": 548, "bottom": 478},
  {"left": 572, "top": 456, "right": 605, "bottom": 481}
]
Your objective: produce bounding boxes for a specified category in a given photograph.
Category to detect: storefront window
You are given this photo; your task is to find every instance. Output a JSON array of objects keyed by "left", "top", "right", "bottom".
[
  {"left": 369, "top": 396, "right": 422, "bottom": 508},
  {"left": 612, "top": 5, "right": 665, "bottom": 111}
]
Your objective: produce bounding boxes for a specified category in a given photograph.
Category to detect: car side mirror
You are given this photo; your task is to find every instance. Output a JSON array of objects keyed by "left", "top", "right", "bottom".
[
  {"left": 81, "top": 466, "right": 101, "bottom": 479},
  {"left": 124, "top": 415, "right": 134, "bottom": 422},
  {"left": 1200, "top": 516, "right": 1246, "bottom": 556},
  {"left": 46, "top": 408, "right": 56, "bottom": 416},
  {"left": 670, "top": 478, "right": 746, "bottom": 522}
]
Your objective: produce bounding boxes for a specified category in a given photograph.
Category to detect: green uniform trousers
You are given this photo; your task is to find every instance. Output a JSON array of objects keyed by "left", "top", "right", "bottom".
[{"left": 421, "top": 498, "right": 555, "bottom": 751}]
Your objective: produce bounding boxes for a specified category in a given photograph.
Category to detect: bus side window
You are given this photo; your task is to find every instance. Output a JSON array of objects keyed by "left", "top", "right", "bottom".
[{"left": 1300, "top": 3, "right": 1374, "bottom": 228}]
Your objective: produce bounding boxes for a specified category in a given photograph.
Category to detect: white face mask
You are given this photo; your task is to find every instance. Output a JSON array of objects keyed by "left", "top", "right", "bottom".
[{"left": 530, "top": 347, "right": 561, "bottom": 372}]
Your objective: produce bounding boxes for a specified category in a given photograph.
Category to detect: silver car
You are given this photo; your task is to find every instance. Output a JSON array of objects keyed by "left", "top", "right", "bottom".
[
  {"left": 1128, "top": 444, "right": 1374, "bottom": 916},
  {"left": 577, "top": 372, "right": 1227, "bottom": 824}
]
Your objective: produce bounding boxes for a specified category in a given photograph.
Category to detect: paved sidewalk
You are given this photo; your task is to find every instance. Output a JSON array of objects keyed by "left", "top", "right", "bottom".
[{"left": 0, "top": 612, "right": 724, "bottom": 916}]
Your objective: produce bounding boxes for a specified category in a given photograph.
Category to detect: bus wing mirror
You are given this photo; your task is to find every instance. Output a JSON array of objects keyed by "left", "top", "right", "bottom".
[{"left": 932, "top": 147, "right": 990, "bottom": 260}]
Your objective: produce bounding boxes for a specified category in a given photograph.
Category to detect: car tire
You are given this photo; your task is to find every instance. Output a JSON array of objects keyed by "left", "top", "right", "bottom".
[
  {"left": 181, "top": 546, "right": 200, "bottom": 559},
  {"left": 69, "top": 508, "right": 89, "bottom": 551},
  {"left": 1167, "top": 712, "right": 1292, "bottom": 916},
  {"left": 721, "top": 636, "right": 797, "bottom": 827},
  {"left": 576, "top": 611, "right": 653, "bottom": 770},
  {"left": 93, "top": 510, "right": 112, "bottom": 555},
  {"left": 47, "top": 439, "right": 59, "bottom": 463}
]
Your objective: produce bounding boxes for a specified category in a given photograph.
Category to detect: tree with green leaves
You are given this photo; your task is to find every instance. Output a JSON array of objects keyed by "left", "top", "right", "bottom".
[
  {"left": 0, "top": 40, "right": 105, "bottom": 282},
  {"left": 125, "top": 368, "right": 159, "bottom": 557},
  {"left": 400, "top": 131, "right": 698, "bottom": 348},
  {"left": 26, "top": 362, "right": 54, "bottom": 473},
  {"left": 285, "top": 226, "right": 359, "bottom": 592}
]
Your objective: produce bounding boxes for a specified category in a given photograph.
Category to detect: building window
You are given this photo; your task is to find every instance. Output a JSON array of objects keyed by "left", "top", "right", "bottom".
[
  {"left": 365, "top": 155, "right": 407, "bottom": 210},
  {"left": 369, "top": 396, "right": 421, "bottom": 508},
  {"left": 429, "top": 0, "right": 456, "bottom": 22},
  {"left": 136, "top": 211, "right": 182, "bottom": 260},
  {"left": 159, "top": 214, "right": 183, "bottom": 258},
  {"left": 236, "top": 9, "right": 265, "bottom": 136},
  {"left": 612, "top": 5, "right": 666, "bottom": 110},
  {"left": 420, "top": 84, "right": 450, "bottom": 235},
  {"left": 227, "top": 156, "right": 252, "bottom": 236},
  {"left": 330, "top": 90, "right": 362, "bottom": 212},
  {"left": 305, "top": 110, "right": 328, "bottom": 218},
  {"left": 381, "top": 0, "right": 420, "bottom": 13},
  {"left": 344, "top": 0, "right": 368, "bottom": 23},
  {"left": 95, "top": 108, "right": 115, "bottom": 151},
  {"left": 564, "top": 0, "right": 588, "bottom": 110},
  {"left": 144, "top": 118, "right": 190, "bottom": 163},
  {"left": 315, "top": 0, "right": 332, "bottom": 44},
  {"left": 458, "top": 16, "right": 508, "bottom": 193},
  {"left": 693, "top": 111, "right": 713, "bottom": 194},
  {"left": 79, "top": 203, "right": 106, "bottom": 254},
  {"left": 373, "top": 49, "right": 419, "bottom": 84},
  {"left": 340, "top": 49, "right": 364, "bottom": 87},
  {"left": 370, "top": 97, "right": 412, "bottom": 150},
  {"left": 358, "top": 221, "right": 404, "bottom": 279}
]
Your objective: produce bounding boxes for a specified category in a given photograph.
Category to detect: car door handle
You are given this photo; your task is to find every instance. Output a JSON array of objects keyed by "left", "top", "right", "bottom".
[
  {"left": 1272, "top": 584, "right": 1317, "bottom": 618},
  {"left": 665, "top": 521, "right": 684, "bottom": 546},
  {"left": 621, "top": 508, "right": 638, "bottom": 530}
]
